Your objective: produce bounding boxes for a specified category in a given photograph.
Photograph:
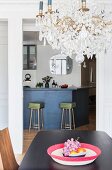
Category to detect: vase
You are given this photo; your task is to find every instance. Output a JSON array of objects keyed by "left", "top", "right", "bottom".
[{"left": 45, "top": 82, "right": 49, "bottom": 88}]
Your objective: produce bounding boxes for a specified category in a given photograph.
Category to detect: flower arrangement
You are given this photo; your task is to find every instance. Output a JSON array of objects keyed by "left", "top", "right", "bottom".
[
  {"left": 63, "top": 138, "right": 82, "bottom": 156},
  {"left": 42, "top": 76, "right": 53, "bottom": 83}
]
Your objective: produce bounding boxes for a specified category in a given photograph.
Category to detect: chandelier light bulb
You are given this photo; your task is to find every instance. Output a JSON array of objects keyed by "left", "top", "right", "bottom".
[{"left": 39, "top": 1, "right": 43, "bottom": 11}]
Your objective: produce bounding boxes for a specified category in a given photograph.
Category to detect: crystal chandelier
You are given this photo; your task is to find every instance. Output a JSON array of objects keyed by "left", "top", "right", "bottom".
[{"left": 36, "top": 0, "right": 112, "bottom": 63}]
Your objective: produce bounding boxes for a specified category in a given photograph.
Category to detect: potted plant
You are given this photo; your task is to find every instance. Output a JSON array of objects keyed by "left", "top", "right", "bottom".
[
  {"left": 42, "top": 76, "right": 53, "bottom": 88},
  {"left": 36, "top": 82, "right": 43, "bottom": 88}
]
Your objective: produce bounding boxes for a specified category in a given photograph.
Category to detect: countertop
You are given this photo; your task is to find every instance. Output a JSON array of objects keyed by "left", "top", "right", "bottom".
[{"left": 23, "top": 86, "right": 96, "bottom": 91}]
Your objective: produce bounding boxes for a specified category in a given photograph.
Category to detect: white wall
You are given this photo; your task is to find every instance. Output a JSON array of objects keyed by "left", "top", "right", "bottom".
[
  {"left": 23, "top": 44, "right": 81, "bottom": 87},
  {"left": 96, "top": 48, "right": 112, "bottom": 137},
  {"left": 0, "top": 21, "right": 8, "bottom": 129},
  {"left": 8, "top": 17, "right": 23, "bottom": 154}
]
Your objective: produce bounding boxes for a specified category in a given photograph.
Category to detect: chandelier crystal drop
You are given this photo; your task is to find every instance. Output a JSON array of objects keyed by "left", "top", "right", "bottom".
[{"left": 36, "top": 0, "right": 112, "bottom": 63}]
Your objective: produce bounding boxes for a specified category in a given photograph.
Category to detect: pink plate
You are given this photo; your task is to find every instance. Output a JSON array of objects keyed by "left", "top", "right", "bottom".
[{"left": 47, "top": 143, "right": 101, "bottom": 166}]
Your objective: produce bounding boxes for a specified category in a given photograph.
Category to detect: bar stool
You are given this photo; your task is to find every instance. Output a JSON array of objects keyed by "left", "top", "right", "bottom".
[
  {"left": 60, "top": 102, "right": 76, "bottom": 130},
  {"left": 28, "top": 102, "right": 44, "bottom": 131}
]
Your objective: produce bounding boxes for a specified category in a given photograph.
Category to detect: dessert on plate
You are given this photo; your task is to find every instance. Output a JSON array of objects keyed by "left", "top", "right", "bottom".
[{"left": 63, "top": 138, "right": 86, "bottom": 157}]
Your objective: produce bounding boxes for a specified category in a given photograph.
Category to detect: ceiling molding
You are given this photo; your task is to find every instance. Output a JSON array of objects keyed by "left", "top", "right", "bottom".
[
  {"left": 0, "top": 0, "right": 112, "bottom": 5},
  {"left": 0, "top": 0, "right": 38, "bottom": 5}
]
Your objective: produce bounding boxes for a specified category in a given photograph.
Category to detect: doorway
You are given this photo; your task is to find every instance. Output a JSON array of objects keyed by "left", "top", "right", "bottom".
[
  {"left": 22, "top": 20, "right": 96, "bottom": 153},
  {"left": 81, "top": 56, "right": 96, "bottom": 130}
]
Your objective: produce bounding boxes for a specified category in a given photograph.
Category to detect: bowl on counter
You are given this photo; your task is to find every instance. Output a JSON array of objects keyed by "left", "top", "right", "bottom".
[{"left": 61, "top": 84, "right": 68, "bottom": 88}]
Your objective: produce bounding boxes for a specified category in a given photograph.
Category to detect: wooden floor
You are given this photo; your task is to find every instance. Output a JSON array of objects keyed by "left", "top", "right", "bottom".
[
  {"left": 76, "top": 111, "right": 96, "bottom": 131},
  {"left": 0, "top": 112, "right": 96, "bottom": 169}
]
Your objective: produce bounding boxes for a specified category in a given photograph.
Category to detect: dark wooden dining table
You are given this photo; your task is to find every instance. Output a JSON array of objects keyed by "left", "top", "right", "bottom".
[{"left": 19, "top": 130, "right": 112, "bottom": 170}]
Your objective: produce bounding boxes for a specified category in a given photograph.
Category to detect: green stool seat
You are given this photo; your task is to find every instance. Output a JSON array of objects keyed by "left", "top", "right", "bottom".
[
  {"left": 28, "top": 102, "right": 44, "bottom": 109},
  {"left": 28, "top": 102, "right": 44, "bottom": 131},
  {"left": 60, "top": 103, "right": 76, "bottom": 109},
  {"left": 60, "top": 102, "right": 76, "bottom": 130}
]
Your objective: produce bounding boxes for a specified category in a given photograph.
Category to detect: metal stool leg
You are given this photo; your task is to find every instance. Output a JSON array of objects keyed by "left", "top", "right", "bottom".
[
  {"left": 65, "top": 109, "right": 69, "bottom": 129},
  {"left": 29, "top": 109, "right": 33, "bottom": 132},
  {"left": 69, "top": 109, "right": 72, "bottom": 130},
  {"left": 38, "top": 109, "right": 40, "bottom": 130},
  {"left": 65, "top": 109, "right": 68, "bottom": 129},
  {"left": 34, "top": 110, "right": 36, "bottom": 128},
  {"left": 72, "top": 108, "right": 75, "bottom": 129},
  {"left": 61, "top": 109, "right": 64, "bottom": 129},
  {"left": 41, "top": 108, "right": 44, "bottom": 129}
]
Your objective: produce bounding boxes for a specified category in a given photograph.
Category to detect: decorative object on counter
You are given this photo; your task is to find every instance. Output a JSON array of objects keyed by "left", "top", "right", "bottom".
[
  {"left": 23, "top": 73, "right": 31, "bottom": 82},
  {"left": 42, "top": 75, "right": 53, "bottom": 88},
  {"left": 52, "top": 80, "right": 56, "bottom": 88},
  {"left": 61, "top": 84, "right": 68, "bottom": 88},
  {"left": 24, "top": 86, "right": 31, "bottom": 88},
  {"left": 55, "top": 82, "right": 58, "bottom": 88},
  {"left": 52, "top": 80, "right": 58, "bottom": 88},
  {"left": 45, "top": 82, "right": 49, "bottom": 88},
  {"left": 36, "top": 0, "right": 112, "bottom": 64},
  {"left": 36, "top": 82, "right": 43, "bottom": 88}
]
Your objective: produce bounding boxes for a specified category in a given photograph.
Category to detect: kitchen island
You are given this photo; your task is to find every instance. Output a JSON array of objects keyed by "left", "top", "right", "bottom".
[{"left": 23, "top": 87, "right": 89, "bottom": 129}]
